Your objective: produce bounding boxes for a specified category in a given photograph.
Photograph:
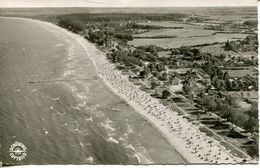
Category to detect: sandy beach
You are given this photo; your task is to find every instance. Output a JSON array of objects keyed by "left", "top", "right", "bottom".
[{"left": 3, "top": 17, "right": 253, "bottom": 164}]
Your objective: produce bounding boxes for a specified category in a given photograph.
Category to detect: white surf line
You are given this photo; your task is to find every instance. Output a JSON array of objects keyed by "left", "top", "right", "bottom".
[
  {"left": 72, "top": 121, "right": 79, "bottom": 132},
  {"left": 79, "top": 142, "right": 91, "bottom": 148},
  {"left": 14, "top": 17, "right": 253, "bottom": 164},
  {"left": 42, "top": 128, "right": 49, "bottom": 136},
  {"left": 49, "top": 106, "right": 66, "bottom": 115},
  {"left": 85, "top": 117, "right": 93, "bottom": 122},
  {"left": 69, "top": 121, "right": 89, "bottom": 135},
  {"left": 14, "top": 89, "right": 21, "bottom": 92},
  {"left": 85, "top": 156, "right": 94, "bottom": 163},
  {"left": 46, "top": 96, "right": 60, "bottom": 101}
]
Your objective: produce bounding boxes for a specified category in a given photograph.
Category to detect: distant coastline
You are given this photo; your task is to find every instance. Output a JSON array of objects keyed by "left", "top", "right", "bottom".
[{"left": 0, "top": 6, "right": 257, "bottom": 16}]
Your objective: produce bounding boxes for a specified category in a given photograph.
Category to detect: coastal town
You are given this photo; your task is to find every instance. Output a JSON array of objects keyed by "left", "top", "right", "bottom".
[
  {"left": 55, "top": 9, "right": 258, "bottom": 162},
  {"left": 0, "top": 4, "right": 258, "bottom": 166}
]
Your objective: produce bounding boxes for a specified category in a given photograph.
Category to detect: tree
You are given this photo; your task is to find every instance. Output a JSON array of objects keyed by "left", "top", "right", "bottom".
[
  {"left": 192, "top": 48, "right": 201, "bottom": 60},
  {"left": 231, "top": 111, "right": 249, "bottom": 128},
  {"left": 225, "top": 95, "right": 236, "bottom": 106},
  {"left": 160, "top": 72, "right": 168, "bottom": 81},
  {"left": 153, "top": 71, "right": 160, "bottom": 78},
  {"left": 246, "top": 102, "right": 258, "bottom": 118},
  {"left": 140, "top": 66, "right": 150, "bottom": 78},
  {"left": 162, "top": 90, "right": 171, "bottom": 99},
  {"left": 146, "top": 45, "right": 158, "bottom": 54},
  {"left": 156, "top": 63, "right": 164, "bottom": 72},
  {"left": 219, "top": 54, "right": 226, "bottom": 61},
  {"left": 207, "top": 99, "right": 218, "bottom": 111},
  {"left": 148, "top": 63, "right": 155, "bottom": 72},
  {"left": 219, "top": 104, "right": 233, "bottom": 121},
  {"left": 112, "top": 52, "right": 119, "bottom": 62},
  {"left": 224, "top": 40, "right": 239, "bottom": 52},
  {"left": 243, "top": 117, "right": 258, "bottom": 132},
  {"left": 151, "top": 81, "right": 158, "bottom": 89},
  {"left": 183, "top": 85, "right": 193, "bottom": 97},
  {"left": 231, "top": 80, "right": 239, "bottom": 91},
  {"left": 243, "top": 20, "right": 258, "bottom": 27},
  {"left": 246, "top": 142, "right": 259, "bottom": 158}
]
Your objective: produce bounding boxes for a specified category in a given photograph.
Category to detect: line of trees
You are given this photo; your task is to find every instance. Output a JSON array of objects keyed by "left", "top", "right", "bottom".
[
  {"left": 201, "top": 61, "right": 258, "bottom": 91},
  {"left": 57, "top": 13, "right": 187, "bottom": 23},
  {"left": 224, "top": 35, "right": 258, "bottom": 52},
  {"left": 197, "top": 93, "right": 258, "bottom": 132}
]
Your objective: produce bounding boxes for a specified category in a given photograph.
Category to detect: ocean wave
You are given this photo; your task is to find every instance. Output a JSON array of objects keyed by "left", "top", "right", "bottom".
[
  {"left": 71, "top": 106, "right": 81, "bottom": 111},
  {"left": 14, "top": 89, "right": 21, "bottom": 92},
  {"left": 42, "top": 128, "right": 49, "bottom": 136},
  {"left": 134, "top": 152, "right": 153, "bottom": 164},
  {"left": 49, "top": 106, "right": 66, "bottom": 115},
  {"left": 85, "top": 104, "right": 100, "bottom": 112},
  {"left": 101, "top": 119, "right": 115, "bottom": 131},
  {"left": 107, "top": 137, "right": 119, "bottom": 144},
  {"left": 63, "top": 70, "right": 73, "bottom": 77},
  {"left": 85, "top": 156, "right": 94, "bottom": 163},
  {"left": 56, "top": 43, "right": 65, "bottom": 47},
  {"left": 85, "top": 117, "right": 93, "bottom": 122},
  {"left": 126, "top": 144, "right": 135, "bottom": 151},
  {"left": 127, "top": 123, "right": 134, "bottom": 133},
  {"left": 76, "top": 93, "right": 88, "bottom": 101},
  {"left": 46, "top": 96, "right": 60, "bottom": 101},
  {"left": 125, "top": 144, "right": 153, "bottom": 164},
  {"left": 101, "top": 119, "right": 117, "bottom": 137}
]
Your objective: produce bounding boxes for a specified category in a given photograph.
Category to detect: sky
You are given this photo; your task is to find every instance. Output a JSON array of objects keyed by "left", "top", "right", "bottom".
[{"left": 0, "top": 0, "right": 258, "bottom": 8}]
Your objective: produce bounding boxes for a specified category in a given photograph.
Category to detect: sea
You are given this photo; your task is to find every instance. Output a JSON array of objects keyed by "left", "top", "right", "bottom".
[{"left": 0, "top": 17, "right": 186, "bottom": 165}]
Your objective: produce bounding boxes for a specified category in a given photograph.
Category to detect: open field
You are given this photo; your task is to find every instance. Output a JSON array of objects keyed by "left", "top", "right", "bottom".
[
  {"left": 129, "top": 33, "right": 248, "bottom": 48},
  {"left": 199, "top": 44, "right": 239, "bottom": 56},
  {"left": 134, "top": 28, "right": 216, "bottom": 38},
  {"left": 233, "top": 99, "right": 251, "bottom": 110},
  {"left": 199, "top": 44, "right": 257, "bottom": 58},
  {"left": 137, "top": 21, "right": 201, "bottom": 29},
  {"left": 202, "top": 12, "right": 257, "bottom": 24},
  {"left": 224, "top": 67, "right": 258, "bottom": 78},
  {"left": 187, "top": 7, "right": 257, "bottom": 24},
  {"left": 135, "top": 21, "right": 215, "bottom": 39},
  {"left": 228, "top": 91, "right": 258, "bottom": 103}
]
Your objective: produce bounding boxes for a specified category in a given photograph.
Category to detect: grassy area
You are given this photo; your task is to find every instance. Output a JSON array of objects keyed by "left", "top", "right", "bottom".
[
  {"left": 135, "top": 21, "right": 215, "bottom": 38},
  {"left": 228, "top": 91, "right": 258, "bottom": 103},
  {"left": 199, "top": 44, "right": 238, "bottom": 55},
  {"left": 137, "top": 21, "right": 201, "bottom": 28},
  {"left": 134, "top": 28, "right": 216, "bottom": 38},
  {"left": 129, "top": 33, "right": 248, "bottom": 48},
  {"left": 199, "top": 44, "right": 257, "bottom": 58},
  {"left": 224, "top": 68, "right": 257, "bottom": 78}
]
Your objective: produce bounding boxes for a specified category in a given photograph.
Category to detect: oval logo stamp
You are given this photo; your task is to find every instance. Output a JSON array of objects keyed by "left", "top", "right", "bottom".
[{"left": 9, "top": 141, "right": 27, "bottom": 161}]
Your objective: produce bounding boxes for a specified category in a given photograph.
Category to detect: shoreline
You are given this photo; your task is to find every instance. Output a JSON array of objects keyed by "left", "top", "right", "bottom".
[{"left": 5, "top": 17, "right": 252, "bottom": 164}]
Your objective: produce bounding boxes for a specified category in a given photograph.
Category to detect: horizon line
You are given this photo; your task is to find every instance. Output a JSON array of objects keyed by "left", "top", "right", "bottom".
[{"left": 0, "top": 5, "right": 257, "bottom": 8}]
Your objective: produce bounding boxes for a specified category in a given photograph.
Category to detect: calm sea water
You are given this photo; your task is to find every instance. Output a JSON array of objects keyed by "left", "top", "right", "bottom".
[{"left": 0, "top": 17, "right": 186, "bottom": 165}]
